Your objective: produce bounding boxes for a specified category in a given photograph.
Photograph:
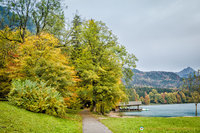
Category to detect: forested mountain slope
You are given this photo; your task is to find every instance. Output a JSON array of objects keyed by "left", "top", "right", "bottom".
[{"left": 128, "top": 68, "right": 196, "bottom": 89}]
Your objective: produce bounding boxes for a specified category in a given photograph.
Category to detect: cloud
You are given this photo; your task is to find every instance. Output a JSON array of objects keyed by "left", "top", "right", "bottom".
[{"left": 63, "top": 0, "right": 200, "bottom": 71}]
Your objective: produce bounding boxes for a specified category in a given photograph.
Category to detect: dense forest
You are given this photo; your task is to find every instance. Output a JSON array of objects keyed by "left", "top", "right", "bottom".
[
  {"left": 0, "top": 0, "right": 199, "bottom": 117},
  {"left": 128, "top": 80, "right": 200, "bottom": 105}
]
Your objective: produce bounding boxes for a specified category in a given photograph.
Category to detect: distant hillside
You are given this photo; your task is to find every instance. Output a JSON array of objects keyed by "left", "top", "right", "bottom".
[
  {"left": 128, "top": 67, "right": 198, "bottom": 89},
  {"left": 176, "top": 67, "right": 196, "bottom": 78},
  {"left": 129, "top": 69, "right": 182, "bottom": 88}
]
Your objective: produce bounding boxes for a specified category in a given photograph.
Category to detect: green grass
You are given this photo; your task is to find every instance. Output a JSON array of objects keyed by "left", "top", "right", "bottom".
[
  {"left": 0, "top": 102, "right": 82, "bottom": 133},
  {"left": 101, "top": 117, "right": 200, "bottom": 133}
]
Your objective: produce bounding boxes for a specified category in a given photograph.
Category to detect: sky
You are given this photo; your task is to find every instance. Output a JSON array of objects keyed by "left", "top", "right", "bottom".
[{"left": 62, "top": 0, "right": 200, "bottom": 72}]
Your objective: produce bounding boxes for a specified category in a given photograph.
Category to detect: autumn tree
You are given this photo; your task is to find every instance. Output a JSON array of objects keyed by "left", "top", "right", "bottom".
[
  {"left": 0, "top": 37, "right": 12, "bottom": 100},
  {"left": 9, "top": 33, "right": 76, "bottom": 98},
  {"left": 161, "top": 93, "right": 167, "bottom": 104},
  {"left": 144, "top": 92, "right": 150, "bottom": 105},
  {"left": 176, "top": 93, "right": 182, "bottom": 103},
  {"left": 0, "top": 28, "right": 21, "bottom": 99},
  {"left": 179, "top": 91, "right": 186, "bottom": 103}
]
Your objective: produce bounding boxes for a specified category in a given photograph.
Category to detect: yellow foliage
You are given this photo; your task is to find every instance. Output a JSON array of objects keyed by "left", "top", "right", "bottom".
[
  {"left": 4, "top": 32, "right": 78, "bottom": 98},
  {"left": 0, "top": 26, "right": 31, "bottom": 43}
]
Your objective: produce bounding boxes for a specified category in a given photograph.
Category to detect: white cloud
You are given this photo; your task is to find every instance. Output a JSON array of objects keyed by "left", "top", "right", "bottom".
[{"left": 63, "top": 0, "right": 200, "bottom": 72}]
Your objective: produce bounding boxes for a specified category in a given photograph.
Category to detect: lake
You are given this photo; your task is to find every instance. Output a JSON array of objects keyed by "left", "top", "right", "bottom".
[{"left": 123, "top": 103, "right": 200, "bottom": 117}]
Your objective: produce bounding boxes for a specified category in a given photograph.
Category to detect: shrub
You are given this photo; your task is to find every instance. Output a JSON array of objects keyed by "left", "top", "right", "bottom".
[{"left": 8, "top": 79, "right": 66, "bottom": 117}]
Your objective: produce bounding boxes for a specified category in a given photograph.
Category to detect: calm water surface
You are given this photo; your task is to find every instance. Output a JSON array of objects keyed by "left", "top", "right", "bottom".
[{"left": 124, "top": 103, "right": 200, "bottom": 117}]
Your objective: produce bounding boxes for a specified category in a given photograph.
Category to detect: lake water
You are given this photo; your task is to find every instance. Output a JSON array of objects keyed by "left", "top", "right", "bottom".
[{"left": 123, "top": 103, "right": 200, "bottom": 117}]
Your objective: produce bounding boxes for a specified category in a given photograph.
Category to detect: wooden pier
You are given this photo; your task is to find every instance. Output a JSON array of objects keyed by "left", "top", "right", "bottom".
[{"left": 115, "top": 101, "right": 142, "bottom": 112}]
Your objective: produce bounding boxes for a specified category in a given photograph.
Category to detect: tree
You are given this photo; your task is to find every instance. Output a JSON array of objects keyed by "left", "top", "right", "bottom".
[
  {"left": 1, "top": 0, "right": 65, "bottom": 42},
  {"left": 149, "top": 89, "right": 158, "bottom": 103},
  {"left": 191, "top": 91, "right": 200, "bottom": 116},
  {"left": 140, "top": 96, "right": 144, "bottom": 104},
  {"left": 155, "top": 93, "right": 165, "bottom": 104},
  {"left": 176, "top": 93, "right": 182, "bottom": 103},
  {"left": 0, "top": 27, "right": 21, "bottom": 99},
  {"left": 9, "top": 33, "right": 76, "bottom": 97},
  {"left": 128, "top": 88, "right": 139, "bottom": 101},
  {"left": 179, "top": 91, "right": 186, "bottom": 103},
  {"left": 182, "top": 70, "right": 200, "bottom": 116},
  {"left": 65, "top": 19, "right": 137, "bottom": 114},
  {"left": 32, "top": 0, "right": 65, "bottom": 36},
  {"left": 161, "top": 93, "right": 167, "bottom": 104},
  {"left": 1, "top": 0, "right": 35, "bottom": 42},
  {"left": 144, "top": 92, "right": 150, "bottom": 105},
  {"left": 149, "top": 92, "right": 154, "bottom": 103}
]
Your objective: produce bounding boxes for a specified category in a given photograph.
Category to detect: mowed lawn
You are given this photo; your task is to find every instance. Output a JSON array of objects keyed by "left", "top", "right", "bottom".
[
  {"left": 0, "top": 102, "right": 82, "bottom": 133},
  {"left": 101, "top": 117, "right": 200, "bottom": 133}
]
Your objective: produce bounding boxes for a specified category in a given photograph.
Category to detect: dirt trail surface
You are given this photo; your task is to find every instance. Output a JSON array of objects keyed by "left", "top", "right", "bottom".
[{"left": 80, "top": 109, "right": 112, "bottom": 133}]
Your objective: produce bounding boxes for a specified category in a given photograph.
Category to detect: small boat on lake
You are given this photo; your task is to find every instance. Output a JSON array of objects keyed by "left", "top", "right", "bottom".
[{"left": 142, "top": 108, "right": 150, "bottom": 111}]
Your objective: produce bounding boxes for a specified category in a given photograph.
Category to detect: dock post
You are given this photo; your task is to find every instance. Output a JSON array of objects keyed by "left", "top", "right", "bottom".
[{"left": 137, "top": 105, "right": 139, "bottom": 110}]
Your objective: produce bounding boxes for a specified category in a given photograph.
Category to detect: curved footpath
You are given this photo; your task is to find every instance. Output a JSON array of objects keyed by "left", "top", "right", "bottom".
[{"left": 80, "top": 109, "right": 112, "bottom": 133}]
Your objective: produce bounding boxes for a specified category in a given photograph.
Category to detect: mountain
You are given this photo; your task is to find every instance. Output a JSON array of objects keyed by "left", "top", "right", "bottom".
[
  {"left": 128, "top": 67, "right": 197, "bottom": 89},
  {"left": 176, "top": 67, "right": 196, "bottom": 78},
  {"left": 129, "top": 69, "right": 182, "bottom": 89}
]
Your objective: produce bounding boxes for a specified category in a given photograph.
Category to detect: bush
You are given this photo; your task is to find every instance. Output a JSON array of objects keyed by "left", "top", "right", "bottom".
[{"left": 8, "top": 79, "right": 66, "bottom": 117}]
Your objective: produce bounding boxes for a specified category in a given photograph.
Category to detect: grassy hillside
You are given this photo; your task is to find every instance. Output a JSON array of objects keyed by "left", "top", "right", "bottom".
[
  {"left": 0, "top": 102, "right": 82, "bottom": 133},
  {"left": 101, "top": 117, "right": 200, "bottom": 133}
]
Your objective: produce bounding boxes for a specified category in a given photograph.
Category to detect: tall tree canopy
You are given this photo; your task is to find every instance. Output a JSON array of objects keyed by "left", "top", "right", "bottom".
[
  {"left": 182, "top": 71, "right": 200, "bottom": 115},
  {"left": 65, "top": 18, "right": 137, "bottom": 114}
]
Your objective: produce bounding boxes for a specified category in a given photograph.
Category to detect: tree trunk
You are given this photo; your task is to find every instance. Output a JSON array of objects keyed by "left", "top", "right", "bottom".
[
  {"left": 195, "top": 103, "right": 198, "bottom": 116},
  {"left": 90, "top": 101, "right": 96, "bottom": 112}
]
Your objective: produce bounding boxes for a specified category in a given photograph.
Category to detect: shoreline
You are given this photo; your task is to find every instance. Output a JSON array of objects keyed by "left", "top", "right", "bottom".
[{"left": 104, "top": 111, "right": 200, "bottom": 118}]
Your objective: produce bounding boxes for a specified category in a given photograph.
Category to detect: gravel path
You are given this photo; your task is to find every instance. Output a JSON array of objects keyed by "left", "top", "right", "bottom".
[{"left": 80, "top": 109, "right": 112, "bottom": 133}]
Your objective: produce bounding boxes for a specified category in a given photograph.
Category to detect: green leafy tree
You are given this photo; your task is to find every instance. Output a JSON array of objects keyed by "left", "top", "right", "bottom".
[
  {"left": 128, "top": 88, "right": 139, "bottom": 101},
  {"left": 1, "top": 0, "right": 65, "bottom": 41},
  {"left": 1, "top": 0, "right": 35, "bottom": 42},
  {"left": 165, "top": 93, "right": 173, "bottom": 104},
  {"left": 155, "top": 93, "right": 165, "bottom": 104},
  {"left": 32, "top": 0, "right": 65, "bottom": 37},
  {"left": 149, "top": 89, "right": 158, "bottom": 103},
  {"left": 65, "top": 19, "right": 137, "bottom": 114},
  {"left": 140, "top": 96, "right": 144, "bottom": 104},
  {"left": 183, "top": 70, "right": 200, "bottom": 116}
]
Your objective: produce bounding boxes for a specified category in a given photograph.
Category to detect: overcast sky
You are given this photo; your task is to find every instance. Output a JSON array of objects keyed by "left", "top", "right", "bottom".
[{"left": 63, "top": 0, "right": 200, "bottom": 72}]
